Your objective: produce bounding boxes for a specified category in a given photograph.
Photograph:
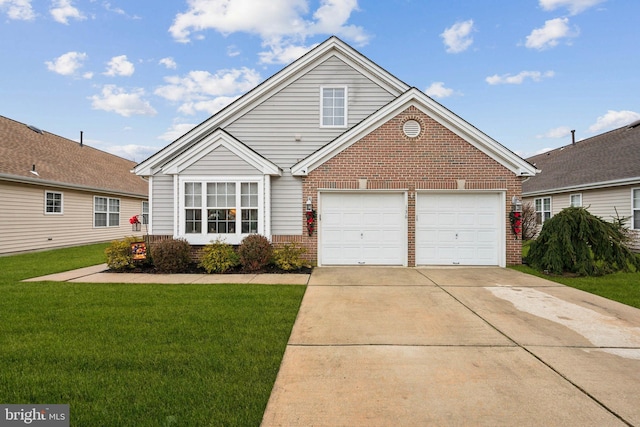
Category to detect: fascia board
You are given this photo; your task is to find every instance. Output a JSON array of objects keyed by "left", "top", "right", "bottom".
[
  {"left": 522, "top": 177, "right": 640, "bottom": 197},
  {"left": 161, "top": 131, "right": 281, "bottom": 176},
  {"left": 293, "top": 89, "right": 537, "bottom": 177},
  {"left": 135, "top": 38, "right": 408, "bottom": 177}
]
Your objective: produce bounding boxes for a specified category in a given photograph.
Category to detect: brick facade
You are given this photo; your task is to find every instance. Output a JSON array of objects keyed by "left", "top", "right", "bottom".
[{"left": 280, "top": 106, "right": 524, "bottom": 266}]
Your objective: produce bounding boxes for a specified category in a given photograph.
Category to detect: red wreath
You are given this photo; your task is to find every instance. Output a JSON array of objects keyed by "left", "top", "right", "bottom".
[
  {"left": 129, "top": 215, "right": 140, "bottom": 225},
  {"left": 306, "top": 210, "right": 316, "bottom": 236},
  {"left": 509, "top": 211, "right": 522, "bottom": 238}
]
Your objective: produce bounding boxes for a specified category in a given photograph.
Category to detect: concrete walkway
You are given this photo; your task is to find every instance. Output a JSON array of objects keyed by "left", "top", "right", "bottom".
[{"left": 261, "top": 267, "right": 640, "bottom": 426}]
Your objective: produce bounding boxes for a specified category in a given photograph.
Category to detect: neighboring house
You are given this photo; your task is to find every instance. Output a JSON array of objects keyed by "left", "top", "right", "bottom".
[
  {"left": 0, "top": 115, "right": 149, "bottom": 255},
  {"left": 135, "top": 37, "right": 536, "bottom": 267},
  {"left": 523, "top": 121, "right": 640, "bottom": 250}
]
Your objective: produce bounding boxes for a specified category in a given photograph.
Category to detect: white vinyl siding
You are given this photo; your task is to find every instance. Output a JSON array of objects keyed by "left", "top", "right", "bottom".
[
  {"left": 181, "top": 145, "right": 261, "bottom": 176},
  {"left": 45, "top": 191, "right": 63, "bottom": 214},
  {"left": 633, "top": 188, "right": 640, "bottom": 230},
  {"left": 0, "top": 181, "right": 146, "bottom": 255},
  {"left": 570, "top": 193, "right": 582, "bottom": 207},
  {"left": 151, "top": 174, "right": 175, "bottom": 234}
]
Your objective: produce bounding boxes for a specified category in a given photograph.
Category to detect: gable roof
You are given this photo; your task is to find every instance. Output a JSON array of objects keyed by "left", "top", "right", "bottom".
[
  {"left": 292, "top": 88, "right": 537, "bottom": 177},
  {"left": 0, "top": 115, "right": 148, "bottom": 198},
  {"left": 161, "top": 129, "right": 281, "bottom": 175},
  {"left": 522, "top": 121, "right": 640, "bottom": 196},
  {"left": 134, "top": 36, "right": 410, "bottom": 176}
]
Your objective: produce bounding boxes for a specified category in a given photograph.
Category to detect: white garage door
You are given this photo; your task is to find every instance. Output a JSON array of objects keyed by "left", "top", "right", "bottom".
[
  {"left": 320, "top": 192, "right": 405, "bottom": 265},
  {"left": 416, "top": 193, "right": 502, "bottom": 266}
]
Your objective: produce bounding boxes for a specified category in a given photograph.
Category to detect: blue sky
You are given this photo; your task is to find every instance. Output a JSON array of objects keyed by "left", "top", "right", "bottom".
[{"left": 1, "top": 0, "right": 638, "bottom": 162}]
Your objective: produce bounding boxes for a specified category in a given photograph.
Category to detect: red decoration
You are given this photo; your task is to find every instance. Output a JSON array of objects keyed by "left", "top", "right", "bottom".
[
  {"left": 129, "top": 215, "right": 140, "bottom": 225},
  {"left": 509, "top": 211, "right": 522, "bottom": 237},
  {"left": 306, "top": 210, "right": 316, "bottom": 236}
]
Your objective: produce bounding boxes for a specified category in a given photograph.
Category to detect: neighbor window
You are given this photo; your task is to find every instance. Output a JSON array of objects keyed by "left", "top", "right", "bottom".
[
  {"left": 633, "top": 189, "right": 640, "bottom": 230},
  {"left": 183, "top": 180, "right": 261, "bottom": 241},
  {"left": 321, "top": 86, "right": 347, "bottom": 127},
  {"left": 141, "top": 201, "right": 149, "bottom": 224},
  {"left": 94, "top": 196, "right": 120, "bottom": 227},
  {"left": 45, "top": 191, "right": 63, "bottom": 214},
  {"left": 570, "top": 194, "right": 582, "bottom": 207},
  {"left": 535, "top": 197, "right": 551, "bottom": 225}
]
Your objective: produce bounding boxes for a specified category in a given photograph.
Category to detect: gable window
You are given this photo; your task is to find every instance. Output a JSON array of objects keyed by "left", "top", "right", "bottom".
[
  {"left": 181, "top": 178, "right": 263, "bottom": 244},
  {"left": 94, "top": 196, "right": 120, "bottom": 227},
  {"left": 535, "top": 197, "right": 551, "bottom": 225},
  {"left": 570, "top": 194, "right": 582, "bottom": 207},
  {"left": 321, "top": 86, "right": 347, "bottom": 127},
  {"left": 633, "top": 189, "right": 640, "bottom": 230},
  {"left": 45, "top": 191, "right": 63, "bottom": 214}
]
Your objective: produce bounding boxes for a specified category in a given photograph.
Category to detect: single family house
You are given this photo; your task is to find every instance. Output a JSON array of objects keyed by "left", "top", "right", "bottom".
[
  {"left": 523, "top": 121, "right": 640, "bottom": 250},
  {"left": 135, "top": 37, "right": 536, "bottom": 267},
  {"left": 0, "top": 115, "right": 149, "bottom": 255}
]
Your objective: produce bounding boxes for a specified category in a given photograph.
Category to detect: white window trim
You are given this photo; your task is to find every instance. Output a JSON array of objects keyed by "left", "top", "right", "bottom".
[
  {"left": 141, "top": 201, "right": 149, "bottom": 225},
  {"left": 632, "top": 188, "right": 640, "bottom": 230},
  {"left": 535, "top": 196, "right": 552, "bottom": 225},
  {"left": 44, "top": 190, "right": 63, "bottom": 215},
  {"left": 320, "top": 85, "right": 348, "bottom": 128},
  {"left": 177, "top": 176, "right": 266, "bottom": 245},
  {"left": 93, "top": 196, "right": 120, "bottom": 228},
  {"left": 569, "top": 193, "right": 582, "bottom": 208}
]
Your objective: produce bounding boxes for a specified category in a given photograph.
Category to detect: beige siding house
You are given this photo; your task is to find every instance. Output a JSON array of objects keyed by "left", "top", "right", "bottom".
[
  {"left": 0, "top": 115, "right": 149, "bottom": 255},
  {"left": 523, "top": 121, "right": 640, "bottom": 250},
  {"left": 135, "top": 37, "right": 536, "bottom": 267}
]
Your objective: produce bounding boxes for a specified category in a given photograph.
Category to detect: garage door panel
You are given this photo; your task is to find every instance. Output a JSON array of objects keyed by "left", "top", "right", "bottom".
[
  {"left": 416, "top": 193, "right": 501, "bottom": 266},
  {"left": 321, "top": 193, "right": 405, "bottom": 266}
]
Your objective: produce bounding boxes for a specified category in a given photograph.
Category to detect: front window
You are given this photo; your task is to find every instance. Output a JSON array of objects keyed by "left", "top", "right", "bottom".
[
  {"left": 94, "top": 196, "right": 120, "bottom": 227},
  {"left": 633, "top": 189, "right": 640, "bottom": 230},
  {"left": 182, "top": 180, "right": 261, "bottom": 242},
  {"left": 321, "top": 86, "right": 347, "bottom": 127},
  {"left": 535, "top": 197, "right": 551, "bottom": 225},
  {"left": 570, "top": 194, "right": 582, "bottom": 207},
  {"left": 141, "top": 201, "right": 149, "bottom": 224},
  {"left": 45, "top": 191, "right": 63, "bottom": 214}
]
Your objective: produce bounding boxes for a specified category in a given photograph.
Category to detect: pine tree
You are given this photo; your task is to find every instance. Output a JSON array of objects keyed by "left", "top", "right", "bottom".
[{"left": 527, "top": 207, "right": 640, "bottom": 276}]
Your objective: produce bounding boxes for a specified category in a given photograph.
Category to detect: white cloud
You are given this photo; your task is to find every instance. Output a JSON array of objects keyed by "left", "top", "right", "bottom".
[
  {"left": 525, "top": 17, "right": 577, "bottom": 50},
  {"left": 539, "top": 0, "right": 606, "bottom": 15},
  {"left": 441, "top": 19, "right": 474, "bottom": 53},
  {"left": 168, "top": 0, "right": 368, "bottom": 63},
  {"left": 50, "top": 0, "right": 85, "bottom": 25},
  {"left": 102, "top": 143, "right": 160, "bottom": 162},
  {"left": 0, "top": 0, "right": 35, "bottom": 20},
  {"left": 588, "top": 110, "right": 640, "bottom": 133},
  {"left": 536, "top": 126, "right": 572, "bottom": 139},
  {"left": 486, "top": 70, "right": 555, "bottom": 85},
  {"left": 259, "top": 42, "right": 317, "bottom": 64},
  {"left": 104, "top": 55, "right": 135, "bottom": 77},
  {"left": 45, "top": 51, "right": 89, "bottom": 77},
  {"left": 425, "top": 82, "right": 455, "bottom": 99},
  {"left": 89, "top": 85, "right": 157, "bottom": 117},
  {"left": 155, "top": 67, "right": 261, "bottom": 114},
  {"left": 158, "top": 123, "right": 198, "bottom": 142},
  {"left": 159, "top": 57, "right": 177, "bottom": 69}
]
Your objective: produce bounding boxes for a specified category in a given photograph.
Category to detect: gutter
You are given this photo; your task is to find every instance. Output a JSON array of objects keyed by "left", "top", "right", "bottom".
[{"left": 523, "top": 176, "right": 640, "bottom": 197}]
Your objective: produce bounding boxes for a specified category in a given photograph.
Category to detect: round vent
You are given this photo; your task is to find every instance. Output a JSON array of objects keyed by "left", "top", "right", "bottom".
[{"left": 403, "top": 120, "right": 421, "bottom": 138}]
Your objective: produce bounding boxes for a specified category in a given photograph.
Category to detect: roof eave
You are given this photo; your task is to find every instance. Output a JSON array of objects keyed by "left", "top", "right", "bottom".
[{"left": 523, "top": 176, "right": 640, "bottom": 197}]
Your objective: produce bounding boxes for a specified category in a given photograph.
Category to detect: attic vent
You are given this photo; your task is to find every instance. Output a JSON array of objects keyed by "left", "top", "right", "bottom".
[
  {"left": 403, "top": 120, "right": 421, "bottom": 138},
  {"left": 27, "top": 124, "right": 44, "bottom": 134}
]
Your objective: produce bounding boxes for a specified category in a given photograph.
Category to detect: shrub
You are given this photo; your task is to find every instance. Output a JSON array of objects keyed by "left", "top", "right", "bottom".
[
  {"left": 528, "top": 207, "right": 640, "bottom": 276},
  {"left": 238, "top": 234, "right": 273, "bottom": 272},
  {"left": 151, "top": 238, "right": 192, "bottom": 273},
  {"left": 105, "top": 236, "right": 144, "bottom": 271},
  {"left": 198, "top": 239, "right": 240, "bottom": 273},
  {"left": 273, "top": 243, "right": 306, "bottom": 271}
]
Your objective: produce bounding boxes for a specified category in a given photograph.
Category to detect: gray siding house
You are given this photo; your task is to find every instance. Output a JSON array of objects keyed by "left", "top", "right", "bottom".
[
  {"left": 523, "top": 121, "right": 640, "bottom": 250},
  {"left": 135, "top": 37, "right": 536, "bottom": 267}
]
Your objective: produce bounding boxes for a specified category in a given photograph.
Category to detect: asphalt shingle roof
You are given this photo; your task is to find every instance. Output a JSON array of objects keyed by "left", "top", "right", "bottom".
[
  {"left": 523, "top": 122, "right": 640, "bottom": 195},
  {"left": 0, "top": 115, "right": 147, "bottom": 197}
]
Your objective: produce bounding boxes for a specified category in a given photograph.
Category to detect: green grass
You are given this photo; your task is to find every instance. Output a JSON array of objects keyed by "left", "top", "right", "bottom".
[
  {"left": 0, "top": 245, "right": 306, "bottom": 426},
  {"left": 517, "top": 239, "right": 640, "bottom": 309}
]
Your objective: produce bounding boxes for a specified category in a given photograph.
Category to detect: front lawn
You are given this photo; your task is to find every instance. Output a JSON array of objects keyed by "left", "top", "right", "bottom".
[{"left": 0, "top": 245, "right": 305, "bottom": 426}]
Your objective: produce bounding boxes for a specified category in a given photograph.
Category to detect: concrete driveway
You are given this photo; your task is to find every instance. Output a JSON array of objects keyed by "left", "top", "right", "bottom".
[{"left": 261, "top": 267, "right": 640, "bottom": 426}]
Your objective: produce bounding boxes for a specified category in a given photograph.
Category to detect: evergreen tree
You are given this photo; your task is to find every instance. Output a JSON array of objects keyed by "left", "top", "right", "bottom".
[{"left": 527, "top": 207, "right": 640, "bottom": 276}]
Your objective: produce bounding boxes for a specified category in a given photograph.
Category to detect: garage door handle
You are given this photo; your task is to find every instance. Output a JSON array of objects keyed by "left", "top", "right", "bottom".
[{"left": 361, "top": 232, "right": 363, "bottom": 239}]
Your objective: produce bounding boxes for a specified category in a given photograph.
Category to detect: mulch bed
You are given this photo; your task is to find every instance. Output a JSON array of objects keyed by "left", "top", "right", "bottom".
[{"left": 109, "top": 263, "right": 313, "bottom": 275}]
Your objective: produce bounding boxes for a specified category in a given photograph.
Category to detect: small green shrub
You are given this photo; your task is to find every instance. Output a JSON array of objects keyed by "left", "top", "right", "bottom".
[
  {"left": 199, "top": 239, "right": 240, "bottom": 273},
  {"left": 105, "top": 236, "right": 144, "bottom": 271},
  {"left": 273, "top": 243, "right": 306, "bottom": 271},
  {"left": 238, "top": 234, "right": 273, "bottom": 272},
  {"left": 151, "top": 238, "right": 192, "bottom": 273}
]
